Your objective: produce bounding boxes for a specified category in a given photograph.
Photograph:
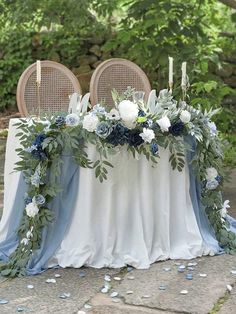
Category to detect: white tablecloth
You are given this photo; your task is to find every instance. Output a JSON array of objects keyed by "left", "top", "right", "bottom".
[{"left": 2, "top": 119, "right": 212, "bottom": 269}]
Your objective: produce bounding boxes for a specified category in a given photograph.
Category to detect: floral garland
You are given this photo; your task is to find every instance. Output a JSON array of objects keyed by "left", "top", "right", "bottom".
[{"left": 1, "top": 88, "right": 235, "bottom": 277}]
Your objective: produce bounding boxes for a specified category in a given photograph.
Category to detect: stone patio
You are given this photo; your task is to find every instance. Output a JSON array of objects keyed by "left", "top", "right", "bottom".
[{"left": 0, "top": 137, "right": 236, "bottom": 314}]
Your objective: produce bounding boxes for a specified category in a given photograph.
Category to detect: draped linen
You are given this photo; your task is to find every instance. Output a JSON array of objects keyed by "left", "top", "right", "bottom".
[{"left": 0, "top": 119, "right": 235, "bottom": 275}]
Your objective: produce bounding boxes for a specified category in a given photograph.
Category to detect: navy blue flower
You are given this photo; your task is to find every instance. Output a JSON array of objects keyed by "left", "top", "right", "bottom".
[
  {"left": 127, "top": 129, "right": 144, "bottom": 147},
  {"left": 169, "top": 121, "right": 185, "bottom": 136},
  {"left": 215, "top": 175, "right": 221, "bottom": 183},
  {"left": 31, "top": 149, "right": 47, "bottom": 160},
  {"left": 24, "top": 196, "right": 32, "bottom": 205},
  {"left": 138, "top": 110, "right": 146, "bottom": 117},
  {"left": 55, "top": 116, "right": 66, "bottom": 127},
  {"left": 106, "top": 123, "right": 130, "bottom": 146},
  {"left": 33, "top": 134, "right": 47, "bottom": 148},
  {"left": 150, "top": 143, "right": 158, "bottom": 155}
]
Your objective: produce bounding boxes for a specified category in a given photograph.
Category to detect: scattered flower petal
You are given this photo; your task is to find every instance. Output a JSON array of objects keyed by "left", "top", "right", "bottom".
[
  {"left": 27, "top": 284, "right": 34, "bottom": 289},
  {"left": 79, "top": 271, "right": 86, "bottom": 278},
  {"left": 127, "top": 276, "right": 135, "bottom": 280},
  {"left": 45, "top": 278, "right": 56, "bottom": 283},
  {"left": 110, "top": 292, "right": 119, "bottom": 298},
  {"left": 126, "top": 290, "right": 134, "bottom": 294},
  {"left": 0, "top": 299, "right": 9, "bottom": 304},
  {"left": 188, "top": 262, "right": 197, "bottom": 266},
  {"left": 77, "top": 311, "right": 86, "bottom": 314},
  {"left": 180, "top": 290, "right": 188, "bottom": 295},
  {"left": 227, "top": 285, "right": 233, "bottom": 292},
  {"left": 104, "top": 274, "right": 111, "bottom": 282},
  {"left": 163, "top": 267, "right": 171, "bottom": 272},
  {"left": 101, "top": 287, "right": 109, "bottom": 294},
  {"left": 112, "top": 298, "right": 120, "bottom": 303},
  {"left": 230, "top": 270, "right": 236, "bottom": 275},
  {"left": 113, "top": 276, "right": 121, "bottom": 281},
  {"left": 55, "top": 274, "right": 61, "bottom": 278},
  {"left": 142, "top": 295, "right": 151, "bottom": 298},
  {"left": 84, "top": 304, "right": 92, "bottom": 309},
  {"left": 159, "top": 285, "right": 166, "bottom": 290},
  {"left": 59, "top": 293, "right": 71, "bottom": 299},
  {"left": 186, "top": 273, "right": 193, "bottom": 280},
  {"left": 199, "top": 273, "right": 207, "bottom": 278}
]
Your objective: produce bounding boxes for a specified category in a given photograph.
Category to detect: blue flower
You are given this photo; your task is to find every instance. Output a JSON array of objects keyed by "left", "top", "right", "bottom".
[
  {"left": 169, "top": 121, "right": 185, "bottom": 136},
  {"left": 24, "top": 196, "right": 32, "bottom": 205},
  {"left": 206, "top": 179, "right": 219, "bottom": 190},
  {"left": 55, "top": 116, "right": 66, "bottom": 127},
  {"left": 150, "top": 143, "right": 158, "bottom": 155},
  {"left": 33, "top": 134, "right": 46, "bottom": 148},
  {"left": 127, "top": 130, "right": 144, "bottom": 147},
  {"left": 96, "top": 122, "right": 112, "bottom": 139},
  {"left": 215, "top": 175, "right": 221, "bottom": 183},
  {"left": 65, "top": 113, "right": 80, "bottom": 126},
  {"left": 33, "top": 194, "right": 45, "bottom": 205},
  {"left": 106, "top": 123, "right": 130, "bottom": 146},
  {"left": 92, "top": 104, "right": 106, "bottom": 115},
  {"left": 31, "top": 173, "right": 41, "bottom": 187}
]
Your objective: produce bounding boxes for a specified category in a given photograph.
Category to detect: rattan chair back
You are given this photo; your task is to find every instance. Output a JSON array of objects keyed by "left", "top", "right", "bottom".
[
  {"left": 90, "top": 58, "right": 151, "bottom": 107},
  {"left": 17, "top": 60, "right": 82, "bottom": 116}
]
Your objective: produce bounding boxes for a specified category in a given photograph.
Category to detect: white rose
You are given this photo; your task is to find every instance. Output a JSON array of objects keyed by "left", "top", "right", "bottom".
[
  {"left": 220, "top": 200, "right": 230, "bottom": 218},
  {"left": 118, "top": 100, "right": 139, "bottom": 129},
  {"left": 180, "top": 110, "right": 191, "bottom": 123},
  {"left": 21, "top": 238, "right": 29, "bottom": 246},
  {"left": 139, "top": 128, "right": 155, "bottom": 143},
  {"left": 26, "top": 202, "right": 39, "bottom": 218},
  {"left": 82, "top": 114, "right": 99, "bottom": 132},
  {"left": 206, "top": 167, "right": 218, "bottom": 181},
  {"left": 157, "top": 116, "right": 171, "bottom": 132}
]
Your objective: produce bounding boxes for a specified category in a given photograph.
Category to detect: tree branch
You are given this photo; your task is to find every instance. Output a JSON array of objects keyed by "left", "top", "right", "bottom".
[{"left": 218, "top": 0, "right": 236, "bottom": 10}]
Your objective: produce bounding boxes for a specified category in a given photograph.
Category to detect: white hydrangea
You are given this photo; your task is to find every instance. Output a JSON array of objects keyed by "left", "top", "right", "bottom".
[
  {"left": 157, "top": 116, "right": 171, "bottom": 132},
  {"left": 118, "top": 100, "right": 139, "bottom": 129},
  {"left": 180, "top": 110, "right": 191, "bottom": 123},
  {"left": 139, "top": 128, "right": 155, "bottom": 143},
  {"left": 82, "top": 114, "right": 99, "bottom": 132},
  {"left": 206, "top": 167, "right": 218, "bottom": 181},
  {"left": 26, "top": 202, "right": 39, "bottom": 218}
]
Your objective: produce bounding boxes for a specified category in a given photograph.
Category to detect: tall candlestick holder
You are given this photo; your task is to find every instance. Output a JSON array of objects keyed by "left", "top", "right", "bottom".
[
  {"left": 36, "top": 81, "right": 41, "bottom": 118},
  {"left": 169, "top": 82, "right": 173, "bottom": 95}
]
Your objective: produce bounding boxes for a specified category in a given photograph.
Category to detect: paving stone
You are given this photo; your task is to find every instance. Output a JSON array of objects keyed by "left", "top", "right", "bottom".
[
  {"left": 116, "top": 255, "right": 236, "bottom": 314},
  {"left": 89, "top": 293, "right": 172, "bottom": 314},
  {"left": 0, "top": 268, "right": 118, "bottom": 314},
  {"left": 218, "top": 289, "right": 236, "bottom": 314}
]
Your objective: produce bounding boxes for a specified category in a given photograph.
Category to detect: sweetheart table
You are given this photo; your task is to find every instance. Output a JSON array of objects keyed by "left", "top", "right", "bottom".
[{"left": 0, "top": 118, "right": 222, "bottom": 275}]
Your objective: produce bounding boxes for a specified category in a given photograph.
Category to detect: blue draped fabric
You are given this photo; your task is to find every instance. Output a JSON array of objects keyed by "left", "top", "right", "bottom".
[
  {"left": 0, "top": 155, "right": 80, "bottom": 275},
  {"left": 0, "top": 138, "right": 236, "bottom": 275},
  {"left": 185, "top": 136, "right": 222, "bottom": 253}
]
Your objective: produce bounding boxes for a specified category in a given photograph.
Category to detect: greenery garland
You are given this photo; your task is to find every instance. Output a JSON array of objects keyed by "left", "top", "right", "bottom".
[{"left": 0, "top": 88, "right": 235, "bottom": 277}]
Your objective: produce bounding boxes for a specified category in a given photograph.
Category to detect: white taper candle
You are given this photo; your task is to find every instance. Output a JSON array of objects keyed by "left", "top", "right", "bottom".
[
  {"left": 168, "top": 56, "right": 173, "bottom": 85},
  {"left": 36, "top": 60, "right": 41, "bottom": 85},
  {"left": 181, "top": 62, "right": 187, "bottom": 86}
]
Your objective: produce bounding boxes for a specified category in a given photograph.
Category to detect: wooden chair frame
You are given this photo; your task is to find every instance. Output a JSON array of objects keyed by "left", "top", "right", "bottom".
[
  {"left": 17, "top": 60, "right": 82, "bottom": 116},
  {"left": 89, "top": 58, "right": 151, "bottom": 107}
]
